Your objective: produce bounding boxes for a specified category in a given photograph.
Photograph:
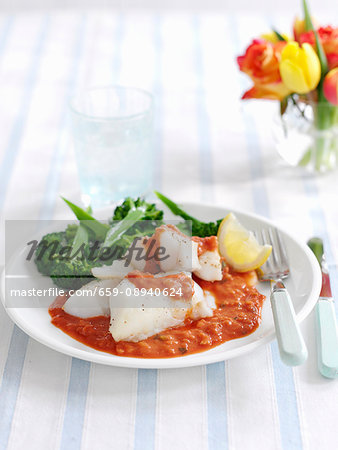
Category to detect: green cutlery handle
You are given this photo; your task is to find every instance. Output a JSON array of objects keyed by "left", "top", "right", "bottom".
[
  {"left": 271, "top": 289, "right": 308, "bottom": 366},
  {"left": 315, "top": 299, "right": 338, "bottom": 379}
]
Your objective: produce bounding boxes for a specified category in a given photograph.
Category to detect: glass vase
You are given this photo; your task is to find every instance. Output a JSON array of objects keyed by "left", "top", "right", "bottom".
[{"left": 273, "top": 98, "right": 338, "bottom": 173}]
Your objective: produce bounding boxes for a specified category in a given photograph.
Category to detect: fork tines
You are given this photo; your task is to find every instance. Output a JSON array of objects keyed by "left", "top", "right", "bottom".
[{"left": 254, "top": 227, "right": 290, "bottom": 279}]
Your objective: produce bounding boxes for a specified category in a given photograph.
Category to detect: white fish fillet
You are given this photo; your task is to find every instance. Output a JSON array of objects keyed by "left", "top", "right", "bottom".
[
  {"left": 91, "top": 225, "right": 201, "bottom": 278},
  {"left": 159, "top": 226, "right": 200, "bottom": 272},
  {"left": 193, "top": 250, "right": 222, "bottom": 281},
  {"left": 92, "top": 259, "right": 131, "bottom": 279},
  {"left": 190, "top": 282, "right": 216, "bottom": 319},
  {"left": 63, "top": 279, "right": 119, "bottom": 318},
  {"left": 109, "top": 274, "right": 216, "bottom": 342}
]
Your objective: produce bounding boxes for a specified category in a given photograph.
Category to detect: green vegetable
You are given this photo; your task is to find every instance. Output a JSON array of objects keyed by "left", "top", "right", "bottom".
[
  {"left": 104, "top": 208, "right": 147, "bottom": 247},
  {"left": 105, "top": 197, "right": 163, "bottom": 246},
  {"left": 154, "top": 191, "right": 222, "bottom": 237},
  {"left": 34, "top": 229, "right": 94, "bottom": 290},
  {"left": 72, "top": 224, "right": 89, "bottom": 258},
  {"left": 111, "top": 197, "right": 163, "bottom": 222},
  {"left": 65, "top": 224, "right": 78, "bottom": 241},
  {"left": 61, "top": 197, "right": 109, "bottom": 239},
  {"left": 35, "top": 196, "right": 164, "bottom": 290}
]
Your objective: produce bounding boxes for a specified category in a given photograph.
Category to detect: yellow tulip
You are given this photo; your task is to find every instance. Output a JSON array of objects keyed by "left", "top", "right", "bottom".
[{"left": 279, "top": 41, "right": 321, "bottom": 94}]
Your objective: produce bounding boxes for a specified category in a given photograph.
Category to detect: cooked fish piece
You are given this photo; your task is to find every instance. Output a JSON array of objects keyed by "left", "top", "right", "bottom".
[
  {"left": 158, "top": 225, "right": 200, "bottom": 273},
  {"left": 92, "top": 224, "right": 201, "bottom": 278},
  {"left": 92, "top": 259, "right": 131, "bottom": 279},
  {"left": 125, "top": 225, "right": 201, "bottom": 274},
  {"left": 193, "top": 250, "right": 223, "bottom": 281},
  {"left": 191, "top": 236, "right": 223, "bottom": 281},
  {"left": 110, "top": 296, "right": 186, "bottom": 342},
  {"left": 190, "top": 281, "right": 216, "bottom": 319},
  {"left": 127, "top": 236, "right": 147, "bottom": 271},
  {"left": 109, "top": 271, "right": 216, "bottom": 342},
  {"left": 63, "top": 279, "right": 119, "bottom": 318}
]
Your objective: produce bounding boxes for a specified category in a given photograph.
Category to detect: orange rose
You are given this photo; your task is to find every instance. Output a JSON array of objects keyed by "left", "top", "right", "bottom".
[
  {"left": 299, "top": 26, "right": 338, "bottom": 69},
  {"left": 237, "top": 39, "right": 291, "bottom": 100}
]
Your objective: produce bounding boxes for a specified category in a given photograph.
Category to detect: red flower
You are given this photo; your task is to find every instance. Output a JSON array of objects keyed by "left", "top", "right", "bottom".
[
  {"left": 237, "top": 39, "right": 291, "bottom": 100},
  {"left": 323, "top": 68, "right": 338, "bottom": 105},
  {"left": 300, "top": 26, "right": 338, "bottom": 69}
]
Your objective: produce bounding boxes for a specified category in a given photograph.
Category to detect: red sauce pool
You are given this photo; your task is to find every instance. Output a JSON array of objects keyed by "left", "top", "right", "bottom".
[
  {"left": 49, "top": 268, "right": 265, "bottom": 359},
  {"left": 192, "top": 235, "right": 218, "bottom": 256}
]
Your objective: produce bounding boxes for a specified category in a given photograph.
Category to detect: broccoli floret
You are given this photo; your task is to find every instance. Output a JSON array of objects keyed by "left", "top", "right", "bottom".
[
  {"left": 190, "top": 219, "right": 223, "bottom": 237},
  {"left": 111, "top": 197, "right": 163, "bottom": 222},
  {"left": 50, "top": 259, "right": 94, "bottom": 291},
  {"left": 34, "top": 231, "right": 95, "bottom": 290},
  {"left": 109, "top": 197, "right": 164, "bottom": 245},
  {"left": 34, "top": 232, "right": 68, "bottom": 276},
  {"left": 65, "top": 224, "right": 78, "bottom": 241}
]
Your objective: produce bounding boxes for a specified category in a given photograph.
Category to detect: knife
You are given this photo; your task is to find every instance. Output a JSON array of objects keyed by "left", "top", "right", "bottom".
[{"left": 308, "top": 237, "right": 338, "bottom": 379}]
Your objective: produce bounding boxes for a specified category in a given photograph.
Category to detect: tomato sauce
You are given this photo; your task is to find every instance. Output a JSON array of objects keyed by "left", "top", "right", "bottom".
[
  {"left": 49, "top": 267, "right": 265, "bottom": 359},
  {"left": 192, "top": 235, "right": 218, "bottom": 256}
]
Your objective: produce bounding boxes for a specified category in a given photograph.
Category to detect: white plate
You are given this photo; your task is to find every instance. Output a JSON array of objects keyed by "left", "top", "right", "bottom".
[{"left": 1, "top": 203, "right": 321, "bottom": 369}]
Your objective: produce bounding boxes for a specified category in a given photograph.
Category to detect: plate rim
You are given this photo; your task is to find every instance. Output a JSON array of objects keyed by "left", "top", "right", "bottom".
[{"left": 1, "top": 201, "right": 322, "bottom": 369}]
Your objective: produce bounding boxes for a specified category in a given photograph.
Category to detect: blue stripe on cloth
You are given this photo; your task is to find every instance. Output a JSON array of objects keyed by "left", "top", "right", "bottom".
[
  {"left": 0, "top": 328, "right": 29, "bottom": 450},
  {"left": 193, "top": 16, "right": 213, "bottom": 202},
  {"left": 134, "top": 369, "right": 157, "bottom": 450},
  {"left": 112, "top": 13, "right": 124, "bottom": 84},
  {"left": 206, "top": 363, "right": 228, "bottom": 450},
  {"left": 228, "top": 15, "right": 303, "bottom": 450},
  {"left": 39, "top": 14, "right": 86, "bottom": 220},
  {"left": 59, "top": 359, "right": 91, "bottom": 450},
  {"left": 0, "top": 16, "right": 49, "bottom": 211},
  {"left": 0, "top": 15, "right": 13, "bottom": 56},
  {"left": 133, "top": 16, "right": 162, "bottom": 450},
  {"left": 193, "top": 14, "right": 228, "bottom": 450},
  {"left": 0, "top": 17, "right": 50, "bottom": 450},
  {"left": 240, "top": 113, "right": 270, "bottom": 217}
]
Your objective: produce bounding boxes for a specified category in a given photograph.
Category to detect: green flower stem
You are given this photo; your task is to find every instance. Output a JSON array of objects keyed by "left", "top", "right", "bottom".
[
  {"left": 313, "top": 87, "right": 335, "bottom": 172},
  {"left": 330, "top": 106, "right": 338, "bottom": 161},
  {"left": 333, "top": 105, "right": 338, "bottom": 125}
]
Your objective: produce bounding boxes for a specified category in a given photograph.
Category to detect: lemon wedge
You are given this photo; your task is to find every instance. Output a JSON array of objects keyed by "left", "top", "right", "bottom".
[{"left": 217, "top": 213, "right": 272, "bottom": 272}]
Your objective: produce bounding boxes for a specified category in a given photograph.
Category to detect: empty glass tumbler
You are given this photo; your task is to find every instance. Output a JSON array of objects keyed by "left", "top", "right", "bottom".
[{"left": 69, "top": 86, "right": 154, "bottom": 209}]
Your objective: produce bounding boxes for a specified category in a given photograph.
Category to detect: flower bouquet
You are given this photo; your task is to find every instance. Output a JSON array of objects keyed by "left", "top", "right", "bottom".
[{"left": 237, "top": 0, "right": 338, "bottom": 173}]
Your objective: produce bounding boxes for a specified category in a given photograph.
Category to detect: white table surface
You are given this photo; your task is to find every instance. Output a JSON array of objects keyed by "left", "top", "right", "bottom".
[{"left": 0, "top": 10, "right": 337, "bottom": 450}]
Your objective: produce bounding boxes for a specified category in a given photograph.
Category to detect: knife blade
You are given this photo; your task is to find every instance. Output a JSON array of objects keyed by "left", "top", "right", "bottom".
[{"left": 308, "top": 237, "right": 338, "bottom": 379}]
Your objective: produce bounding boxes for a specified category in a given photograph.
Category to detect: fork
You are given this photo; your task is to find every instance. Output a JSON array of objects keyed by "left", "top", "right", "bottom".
[{"left": 256, "top": 227, "right": 308, "bottom": 366}]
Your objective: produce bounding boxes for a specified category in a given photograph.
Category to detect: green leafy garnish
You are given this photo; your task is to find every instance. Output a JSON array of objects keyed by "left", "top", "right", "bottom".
[
  {"left": 154, "top": 191, "right": 222, "bottom": 237},
  {"left": 35, "top": 197, "right": 163, "bottom": 290},
  {"left": 61, "top": 197, "right": 109, "bottom": 240}
]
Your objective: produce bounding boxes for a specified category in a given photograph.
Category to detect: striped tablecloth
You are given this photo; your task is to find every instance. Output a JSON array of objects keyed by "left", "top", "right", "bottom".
[{"left": 0, "top": 10, "right": 338, "bottom": 450}]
